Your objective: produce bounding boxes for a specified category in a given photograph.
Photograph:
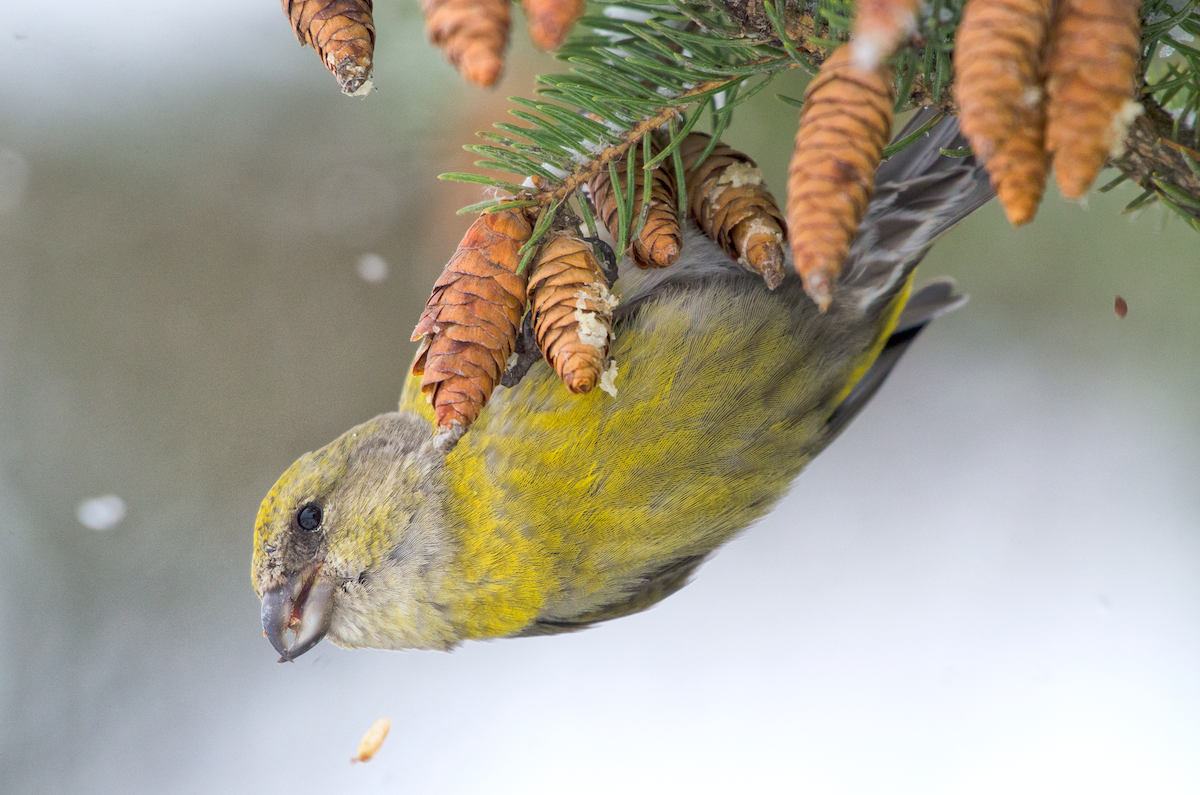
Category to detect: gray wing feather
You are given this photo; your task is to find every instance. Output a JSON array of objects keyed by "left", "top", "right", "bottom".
[
  {"left": 825, "top": 278, "right": 966, "bottom": 438},
  {"left": 894, "top": 277, "right": 968, "bottom": 333},
  {"left": 841, "top": 110, "right": 994, "bottom": 311}
]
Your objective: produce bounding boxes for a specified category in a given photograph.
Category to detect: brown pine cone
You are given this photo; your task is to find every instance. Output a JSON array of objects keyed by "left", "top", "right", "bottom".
[
  {"left": 588, "top": 142, "right": 682, "bottom": 270},
  {"left": 282, "top": 0, "right": 376, "bottom": 95},
  {"left": 955, "top": 0, "right": 1052, "bottom": 225},
  {"left": 851, "top": 0, "right": 923, "bottom": 68},
  {"left": 528, "top": 234, "right": 618, "bottom": 395},
  {"left": 1044, "top": 0, "right": 1143, "bottom": 199},
  {"left": 990, "top": 105, "right": 1050, "bottom": 226},
  {"left": 955, "top": 0, "right": 1050, "bottom": 161},
  {"left": 411, "top": 208, "right": 532, "bottom": 430},
  {"left": 422, "top": 0, "right": 511, "bottom": 88},
  {"left": 521, "top": 0, "right": 586, "bottom": 51},
  {"left": 678, "top": 133, "right": 787, "bottom": 289},
  {"left": 787, "top": 43, "right": 894, "bottom": 311}
]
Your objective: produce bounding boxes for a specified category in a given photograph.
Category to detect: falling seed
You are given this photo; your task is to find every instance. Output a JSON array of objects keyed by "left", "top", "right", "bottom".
[
  {"left": 351, "top": 717, "right": 391, "bottom": 763},
  {"left": 1114, "top": 295, "right": 1128, "bottom": 318},
  {"left": 76, "top": 495, "right": 126, "bottom": 530},
  {"left": 357, "top": 253, "right": 389, "bottom": 283}
]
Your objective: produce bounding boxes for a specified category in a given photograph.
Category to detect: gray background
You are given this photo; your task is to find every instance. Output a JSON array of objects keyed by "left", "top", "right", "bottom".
[{"left": 1, "top": 1, "right": 1198, "bottom": 792}]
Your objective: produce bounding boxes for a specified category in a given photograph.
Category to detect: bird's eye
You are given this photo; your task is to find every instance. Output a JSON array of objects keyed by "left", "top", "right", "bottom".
[{"left": 297, "top": 503, "right": 323, "bottom": 532}]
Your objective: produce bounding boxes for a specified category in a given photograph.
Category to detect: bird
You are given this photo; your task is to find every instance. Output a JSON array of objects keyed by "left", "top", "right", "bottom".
[{"left": 252, "top": 112, "right": 994, "bottom": 661}]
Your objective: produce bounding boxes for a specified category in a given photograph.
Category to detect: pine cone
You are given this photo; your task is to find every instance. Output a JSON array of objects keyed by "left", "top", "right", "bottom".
[
  {"left": 588, "top": 142, "right": 682, "bottom": 270},
  {"left": 851, "top": 0, "right": 922, "bottom": 68},
  {"left": 1044, "top": 0, "right": 1143, "bottom": 199},
  {"left": 679, "top": 133, "right": 788, "bottom": 290},
  {"left": 521, "top": 0, "right": 585, "bottom": 51},
  {"left": 411, "top": 208, "right": 532, "bottom": 430},
  {"left": 990, "top": 105, "right": 1050, "bottom": 226},
  {"left": 787, "top": 44, "right": 894, "bottom": 311},
  {"left": 423, "top": 0, "right": 511, "bottom": 88},
  {"left": 955, "top": 0, "right": 1052, "bottom": 225},
  {"left": 282, "top": 0, "right": 376, "bottom": 95},
  {"left": 528, "top": 234, "right": 618, "bottom": 394}
]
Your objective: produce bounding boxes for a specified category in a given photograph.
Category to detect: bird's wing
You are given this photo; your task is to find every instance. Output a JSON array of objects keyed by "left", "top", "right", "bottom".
[
  {"left": 824, "top": 278, "right": 966, "bottom": 439},
  {"left": 514, "top": 553, "right": 709, "bottom": 635},
  {"left": 839, "top": 110, "right": 994, "bottom": 312},
  {"left": 511, "top": 278, "right": 968, "bottom": 634}
]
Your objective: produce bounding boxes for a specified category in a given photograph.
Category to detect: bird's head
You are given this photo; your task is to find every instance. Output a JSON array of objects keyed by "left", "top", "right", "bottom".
[{"left": 251, "top": 411, "right": 457, "bottom": 661}]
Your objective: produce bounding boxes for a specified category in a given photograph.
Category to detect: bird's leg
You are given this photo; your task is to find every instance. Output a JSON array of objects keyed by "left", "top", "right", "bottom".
[{"left": 500, "top": 312, "right": 543, "bottom": 388}]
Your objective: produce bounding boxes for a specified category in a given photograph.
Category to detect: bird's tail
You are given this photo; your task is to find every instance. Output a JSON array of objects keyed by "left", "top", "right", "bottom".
[{"left": 839, "top": 110, "right": 994, "bottom": 313}]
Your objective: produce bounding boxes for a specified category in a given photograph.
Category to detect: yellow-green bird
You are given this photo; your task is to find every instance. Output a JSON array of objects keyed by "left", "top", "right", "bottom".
[{"left": 252, "top": 113, "right": 993, "bottom": 660}]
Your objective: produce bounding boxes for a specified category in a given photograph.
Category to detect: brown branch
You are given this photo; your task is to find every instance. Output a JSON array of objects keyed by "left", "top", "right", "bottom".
[
  {"left": 1115, "top": 97, "right": 1200, "bottom": 221},
  {"left": 533, "top": 68, "right": 798, "bottom": 208},
  {"left": 723, "top": 1, "right": 825, "bottom": 55},
  {"left": 902, "top": 73, "right": 960, "bottom": 114},
  {"left": 537, "top": 107, "right": 690, "bottom": 207}
]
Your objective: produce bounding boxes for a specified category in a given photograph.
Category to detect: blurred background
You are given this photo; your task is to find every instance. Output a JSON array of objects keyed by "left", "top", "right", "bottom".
[{"left": 1, "top": 2, "right": 1198, "bottom": 793}]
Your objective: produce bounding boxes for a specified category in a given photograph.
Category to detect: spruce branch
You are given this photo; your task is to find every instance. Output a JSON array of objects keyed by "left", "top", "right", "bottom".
[
  {"left": 533, "top": 70, "right": 777, "bottom": 208},
  {"left": 1116, "top": 95, "right": 1200, "bottom": 227},
  {"left": 437, "top": 0, "right": 1200, "bottom": 237}
]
